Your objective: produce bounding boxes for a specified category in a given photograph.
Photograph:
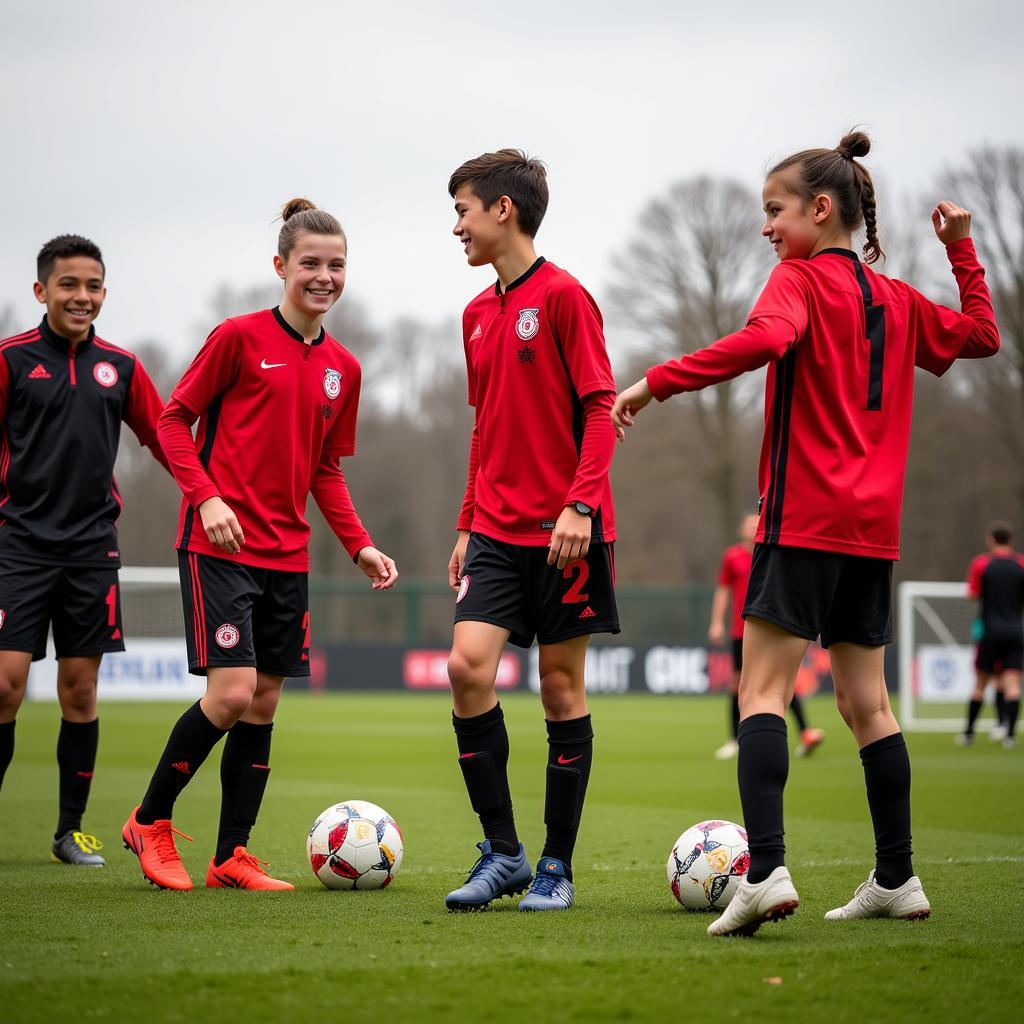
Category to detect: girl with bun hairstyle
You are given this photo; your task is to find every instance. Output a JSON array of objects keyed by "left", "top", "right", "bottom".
[
  {"left": 123, "top": 199, "right": 398, "bottom": 891},
  {"left": 613, "top": 132, "right": 1000, "bottom": 936}
]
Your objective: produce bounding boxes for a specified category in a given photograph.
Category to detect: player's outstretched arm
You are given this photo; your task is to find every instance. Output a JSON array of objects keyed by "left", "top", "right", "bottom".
[
  {"left": 448, "top": 530, "right": 470, "bottom": 592},
  {"left": 357, "top": 546, "right": 398, "bottom": 590},
  {"left": 198, "top": 496, "right": 245, "bottom": 554},
  {"left": 611, "top": 377, "right": 654, "bottom": 442}
]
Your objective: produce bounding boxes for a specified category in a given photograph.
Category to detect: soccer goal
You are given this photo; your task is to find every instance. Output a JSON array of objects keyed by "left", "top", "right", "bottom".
[
  {"left": 27, "top": 566, "right": 200, "bottom": 702},
  {"left": 897, "top": 580, "right": 976, "bottom": 732}
]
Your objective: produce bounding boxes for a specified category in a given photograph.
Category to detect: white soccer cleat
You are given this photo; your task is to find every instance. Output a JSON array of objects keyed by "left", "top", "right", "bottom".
[
  {"left": 824, "top": 871, "right": 930, "bottom": 921},
  {"left": 714, "top": 740, "right": 739, "bottom": 760},
  {"left": 706, "top": 865, "right": 799, "bottom": 937},
  {"left": 989, "top": 723, "right": 1007, "bottom": 741}
]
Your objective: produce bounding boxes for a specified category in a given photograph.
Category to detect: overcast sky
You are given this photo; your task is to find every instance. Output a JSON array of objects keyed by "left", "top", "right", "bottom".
[{"left": 1, "top": 0, "right": 1020, "bottom": 365}]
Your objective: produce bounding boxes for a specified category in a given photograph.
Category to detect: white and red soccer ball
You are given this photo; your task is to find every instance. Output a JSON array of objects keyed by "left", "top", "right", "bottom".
[
  {"left": 667, "top": 819, "right": 749, "bottom": 911},
  {"left": 307, "top": 800, "right": 404, "bottom": 891}
]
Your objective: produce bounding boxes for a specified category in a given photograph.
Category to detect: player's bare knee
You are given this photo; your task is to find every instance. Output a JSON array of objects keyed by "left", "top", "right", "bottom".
[
  {"left": 0, "top": 673, "right": 28, "bottom": 715},
  {"left": 447, "top": 650, "right": 491, "bottom": 696},
  {"left": 57, "top": 677, "right": 98, "bottom": 717},
  {"left": 539, "top": 668, "right": 581, "bottom": 719},
  {"left": 216, "top": 685, "right": 257, "bottom": 720}
]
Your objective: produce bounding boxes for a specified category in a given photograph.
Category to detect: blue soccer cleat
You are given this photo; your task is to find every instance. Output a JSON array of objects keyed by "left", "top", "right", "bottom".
[
  {"left": 519, "top": 856, "right": 574, "bottom": 911},
  {"left": 445, "top": 840, "right": 532, "bottom": 911}
]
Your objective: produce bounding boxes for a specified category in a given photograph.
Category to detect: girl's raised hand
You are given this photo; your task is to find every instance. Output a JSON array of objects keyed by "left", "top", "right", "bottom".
[{"left": 931, "top": 201, "right": 972, "bottom": 245}]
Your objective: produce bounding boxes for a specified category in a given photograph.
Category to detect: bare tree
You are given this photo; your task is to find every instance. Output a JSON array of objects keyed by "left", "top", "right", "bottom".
[{"left": 607, "top": 176, "right": 773, "bottom": 541}]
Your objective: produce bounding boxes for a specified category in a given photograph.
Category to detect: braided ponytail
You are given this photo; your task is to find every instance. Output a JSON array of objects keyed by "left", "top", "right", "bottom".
[{"left": 769, "top": 129, "right": 884, "bottom": 262}]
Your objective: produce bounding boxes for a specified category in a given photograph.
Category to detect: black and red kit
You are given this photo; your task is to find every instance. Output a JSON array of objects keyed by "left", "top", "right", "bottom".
[{"left": 0, "top": 317, "right": 168, "bottom": 566}]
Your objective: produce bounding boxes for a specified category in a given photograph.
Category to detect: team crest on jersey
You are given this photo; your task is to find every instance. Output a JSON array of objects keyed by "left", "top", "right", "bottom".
[
  {"left": 93, "top": 362, "right": 118, "bottom": 388},
  {"left": 456, "top": 575, "right": 470, "bottom": 604},
  {"left": 323, "top": 369, "right": 342, "bottom": 400},
  {"left": 215, "top": 623, "right": 240, "bottom": 649},
  {"left": 0, "top": 609, "right": 5, "bottom": 631},
  {"left": 516, "top": 308, "right": 540, "bottom": 341}
]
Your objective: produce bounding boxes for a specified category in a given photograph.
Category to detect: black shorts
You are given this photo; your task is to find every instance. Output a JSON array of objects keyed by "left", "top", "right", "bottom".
[
  {"left": 178, "top": 551, "right": 309, "bottom": 677},
  {"left": 0, "top": 559, "right": 124, "bottom": 661},
  {"left": 732, "top": 637, "right": 744, "bottom": 672},
  {"left": 453, "top": 533, "right": 619, "bottom": 648},
  {"left": 975, "top": 637, "right": 1024, "bottom": 673},
  {"left": 742, "top": 543, "right": 893, "bottom": 649}
]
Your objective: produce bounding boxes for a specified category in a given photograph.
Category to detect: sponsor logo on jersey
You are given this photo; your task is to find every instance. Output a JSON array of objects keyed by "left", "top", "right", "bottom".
[
  {"left": 517, "top": 344, "right": 536, "bottom": 364},
  {"left": 579, "top": 605, "right": 597, "bottom": 620},
  {"left": 0, "top": 609, "right": 5, "bottom": 631},
  {"left": 215, "top": 623, "right": 241, "bottom": 649},
  {"left": 556, "top": 753, "right": 584, "bottom": 765},
  {"left": 28, "top": 363, "right": 51, "bottom": 380},
  {"left": 260, "top": 358, "right": 287, "bottom": 369},
  {"left": 456, "top": 574, "right": 470, "bottom": 604},
  {"left": 323, "top": 368, "right": 342, "bottom": 400},
  {"left": 469, "top": 323, "right": 483, "bottom": 342},
  {"left": 515, "top": 308, "right": 540, "bottom": 341},
  {"left": 93, "top": 362, "right": 118, "bottom": 387},
  {"left": 321, "top": 403, "right": 333, "bottom": 420}
]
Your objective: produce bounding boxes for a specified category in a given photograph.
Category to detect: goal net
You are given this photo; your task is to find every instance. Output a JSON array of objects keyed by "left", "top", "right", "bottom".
[
  {"left": 27, "top": 566, "right": 202, "bottom": 702},
  {"left": 897, "top": 581, "right": 979, "bottom": 731}
]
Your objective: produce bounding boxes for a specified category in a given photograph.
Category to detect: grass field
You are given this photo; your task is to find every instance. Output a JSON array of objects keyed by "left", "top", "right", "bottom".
[{"left": 2, "top": 694, "right": 1022, "bottom": 1024}]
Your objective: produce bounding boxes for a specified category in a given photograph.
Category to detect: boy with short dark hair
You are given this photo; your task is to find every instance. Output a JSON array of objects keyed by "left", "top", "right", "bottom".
[
  {"left": 444, "top": 149, "right": 619, "bottom": 911},
  {"left": 0, "top": 234, "right": 169, "bottom": 864}
]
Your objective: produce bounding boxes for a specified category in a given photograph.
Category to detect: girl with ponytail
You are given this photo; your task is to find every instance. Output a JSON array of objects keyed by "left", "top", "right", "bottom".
[
  {"left": 612, "top": 132, "right": 1000, "bottom": 936},
  {"left": 122, "top": 199, "right": 398, "bottom": 891}
]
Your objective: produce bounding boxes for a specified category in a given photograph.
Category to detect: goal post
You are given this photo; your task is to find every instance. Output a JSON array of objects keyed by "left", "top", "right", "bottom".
[{"left": 897, "top": 580, "right": 975, "bottom": 732}]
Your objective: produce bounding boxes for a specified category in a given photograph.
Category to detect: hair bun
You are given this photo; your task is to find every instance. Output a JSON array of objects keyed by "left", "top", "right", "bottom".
[
  {"left": 280, "top": 197, "right": 318, "bottom": 222},
  {"left": 836, "top": 131, "right": 871, "bottom": 160}
]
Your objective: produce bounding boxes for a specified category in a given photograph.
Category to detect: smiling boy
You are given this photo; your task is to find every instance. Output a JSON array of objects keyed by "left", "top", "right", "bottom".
[
  {"left": 0, "top": 235, "right": 169, "bottom": 865},
  {"left": 443, "top": 150, "right": 619, "bottom": 912}
]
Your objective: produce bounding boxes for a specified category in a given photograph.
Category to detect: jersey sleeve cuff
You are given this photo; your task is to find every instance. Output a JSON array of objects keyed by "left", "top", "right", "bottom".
[
  {"left": 945, "top": 237, "right": 977, "bottom": 262},
  {"left": 645, "top": 365, "right": 674, "bottom": 402},
  {"left": 189, "top": 484, "right": 221, "bottom": 509}
]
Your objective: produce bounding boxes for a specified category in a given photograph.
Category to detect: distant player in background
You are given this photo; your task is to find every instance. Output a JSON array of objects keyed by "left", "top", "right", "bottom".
[
  {"left": 958, "top": 521, "right": 1023, "bottom": 749},
  {"left": 0, "top": 235, "right": 169, "bottom": 866},
  {"left": 613, "top": 131, "right": 999, "bottom": 936},
  {"left": 444, "top": 150, "right": 619, "bottom": 912},
  {"left": 122, "top": 199, "right": 398, "bottom": 891},
  {"left": 709, "top": 513, "right": 824, "bottom": 759}
]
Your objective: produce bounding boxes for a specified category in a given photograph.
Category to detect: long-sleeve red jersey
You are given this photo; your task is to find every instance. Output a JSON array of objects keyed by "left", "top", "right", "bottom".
[{"left": 646, "top": 239, "right": 999, "bottom": 559}]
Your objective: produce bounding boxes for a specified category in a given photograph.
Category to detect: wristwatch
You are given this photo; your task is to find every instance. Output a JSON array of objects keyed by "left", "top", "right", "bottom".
[{"left": 569, "top": 501, "right": 594, "bottom": 517}]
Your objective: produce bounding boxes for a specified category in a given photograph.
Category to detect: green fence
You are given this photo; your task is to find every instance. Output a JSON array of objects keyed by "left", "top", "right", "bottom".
[{"left": 309, "top": 577, "right": 715, "bottom": 646}]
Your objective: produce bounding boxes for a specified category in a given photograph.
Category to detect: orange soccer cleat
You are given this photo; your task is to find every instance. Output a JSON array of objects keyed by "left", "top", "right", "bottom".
[
  {"left": 796, "top": 728, "right": 825, "bottom": 757},
  {"left": 206, "top": 847, "right": 295, "bottom": 890},
  {"left": 122, "top": 806, "right": 194, "bottom": 891}
]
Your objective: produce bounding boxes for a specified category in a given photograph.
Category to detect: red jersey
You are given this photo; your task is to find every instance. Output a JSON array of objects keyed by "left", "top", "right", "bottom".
[
  {"left": 647, "top": 239, "right": 999, "bottom": 559},
  {"left": 159, "top": 308, "right": 372, "bottom": 572},
  {"left": 457, "top": 258, "right": 616, "bottom": 545},
  {"left": 716, "top": 544, "right": 752, "bottom": 639}
]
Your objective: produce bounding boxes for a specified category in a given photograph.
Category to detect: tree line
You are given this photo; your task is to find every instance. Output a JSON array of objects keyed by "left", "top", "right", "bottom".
[{"left": 6, "top": 146, "right": 1022, "bottom": 588}]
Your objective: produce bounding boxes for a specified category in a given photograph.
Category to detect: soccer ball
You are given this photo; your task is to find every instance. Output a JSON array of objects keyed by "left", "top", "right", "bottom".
[
  {"left": 307, "top": 800, "right": 404, "bottom": 890},
  {"left": 667, "top": 819, "right": 749, "bottom": 911}
]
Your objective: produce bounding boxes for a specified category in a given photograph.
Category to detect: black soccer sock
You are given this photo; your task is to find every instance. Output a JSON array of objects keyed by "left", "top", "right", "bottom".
[
  {"left": 789, "top": 694, "right": 809, "bottom": 732},
  {"left": 860, "top": 733, "right": 914, "bottom": 890},
  {"left": 137, "top": 702, "right": 227, "bottom": 824},
  {"left": 995, "top": 689, "right": 1007, "bottom": 726},
  {"left": 453, "top": 702, "right": 519, "bottom": 856},
  {"left": 965, "top": 698, "right": 983, "bottom": 735},
  {"left": 737, "top": 714, "right": 789, "bottom": 884},
  {"left": 1005, "top": 699, "right": 1020, "bottom": 739},
  {"left": 730, "top": 695, "right": 740, "bottom": 740},
  {"left": 215, "top": 720, "right": 273, "bottom": 865},
  {"left": 55, "top": 718, "right": 99, "bottom": 838},
  {"left": 0, "top": 719, "right": 14, "bottom": 792},
  {"left": 541, "top": 715, "right": 594, "bottom": 879}
]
